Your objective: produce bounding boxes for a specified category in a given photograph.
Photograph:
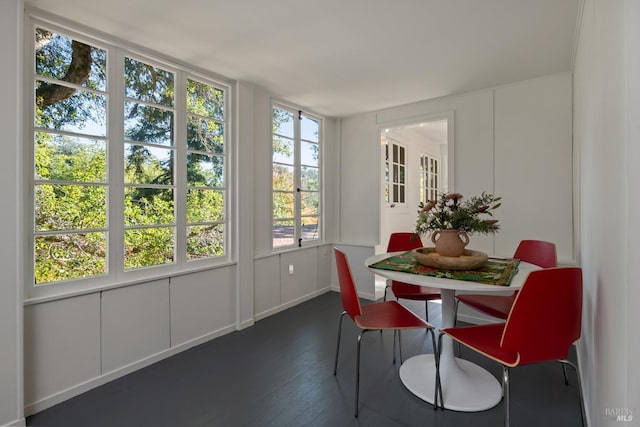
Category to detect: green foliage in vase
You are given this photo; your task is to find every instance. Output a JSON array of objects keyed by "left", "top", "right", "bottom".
[{"left": 415, "top": 192, "right": 501, "bottom": 236}]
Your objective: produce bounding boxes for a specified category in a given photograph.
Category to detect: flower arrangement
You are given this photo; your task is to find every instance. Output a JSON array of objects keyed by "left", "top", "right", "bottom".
[{"left": 415, "top": 192, "right": 501, "bottom": 236}]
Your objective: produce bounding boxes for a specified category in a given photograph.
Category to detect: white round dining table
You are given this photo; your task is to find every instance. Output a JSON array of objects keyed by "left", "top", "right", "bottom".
[{"left": 365, "top": 252, "right": 539, "bottom": 412}]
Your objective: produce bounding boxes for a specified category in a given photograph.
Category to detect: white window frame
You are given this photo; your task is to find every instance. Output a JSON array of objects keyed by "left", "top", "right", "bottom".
[
  {"left": 271, "top": 102, "right": 323, "bottom": 250},
  {"left": 420, "top": 153, "right": 440, "bottom": 203},
  {"left": 384, "top": 139, "right": 407, "bottom": 207},
  {"left": 26, "top": 16, "right": 233, "bottom": 300}
]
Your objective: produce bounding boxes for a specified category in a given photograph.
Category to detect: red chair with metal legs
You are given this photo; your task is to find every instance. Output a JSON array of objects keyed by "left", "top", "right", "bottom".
[
  {"left": 438, "top": 267, "right": 586, "bottom": 427},
  {"left": 383, "top": 232, "right": 441, "bottom": 322},
  {"left": 453, "top": 240, "right": 566, "bottom": 378},
  {"left": 333, "top": 248, "right": 439, "bottom": 417}
]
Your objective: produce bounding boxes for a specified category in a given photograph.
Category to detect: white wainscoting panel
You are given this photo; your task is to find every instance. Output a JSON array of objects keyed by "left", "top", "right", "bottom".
[
  {"left": 254, "top": 256, "right": 281, "bottom": 317},
  {"left": 101, "top": 280, "right": 170, "bottom": 373},
  {"left": 280, "top": 249, "right": 318, "bottom": 305},
  {"left": 24, "top": 293, "right": 101, "bottom": 406},
  {"left": 170, "top": 267, "right": 236, "bottom": 346}
]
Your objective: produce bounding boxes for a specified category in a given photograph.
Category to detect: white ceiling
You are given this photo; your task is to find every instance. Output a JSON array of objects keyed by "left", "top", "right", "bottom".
[{"left": 25, "top": 0, "right": 580, "bottom": 117}]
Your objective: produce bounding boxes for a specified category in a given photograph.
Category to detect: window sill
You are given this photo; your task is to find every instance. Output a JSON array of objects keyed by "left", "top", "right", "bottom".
[{"left": 24, "top": 260, "right": 238, "bottom": 306}]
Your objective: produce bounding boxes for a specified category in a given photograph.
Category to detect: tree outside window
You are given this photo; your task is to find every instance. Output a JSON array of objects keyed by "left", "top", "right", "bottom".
[
  {"left": 31, "top": 25, "right": 229, "bottom": 288},
  {"left": 272, "top": 105, "right": 321, "bottom": 248}
]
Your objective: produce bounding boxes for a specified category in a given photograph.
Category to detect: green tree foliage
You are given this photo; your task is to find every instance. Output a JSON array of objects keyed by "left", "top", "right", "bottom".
[{"left": 33, "top": 28, "right": 226, "bottom": 284}]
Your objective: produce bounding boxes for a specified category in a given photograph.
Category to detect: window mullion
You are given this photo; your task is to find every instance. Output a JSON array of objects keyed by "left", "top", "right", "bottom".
[
  {"left": 174, "top": 73, "right": 187, "bottom": 265},
  {"left": 110, "top": 48, "right": 126, "bottom": 280}
]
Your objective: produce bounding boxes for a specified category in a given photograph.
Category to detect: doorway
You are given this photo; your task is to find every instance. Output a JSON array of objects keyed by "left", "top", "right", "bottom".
[{"left": 376, "top": 116, "right": 453, "bottom": 298}]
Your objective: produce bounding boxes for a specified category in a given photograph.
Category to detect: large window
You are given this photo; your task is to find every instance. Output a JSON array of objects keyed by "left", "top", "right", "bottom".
[
  {"left": 30, "top": 23, "right": 229, "bottom": 294},
  {"left": 271, "top": 104, "right": 321, "bottom": 248}
]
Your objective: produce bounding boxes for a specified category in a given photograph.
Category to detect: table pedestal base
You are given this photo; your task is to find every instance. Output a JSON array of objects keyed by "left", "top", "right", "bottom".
[{"left": 399, "top": 354, "right": 503, "bottom": 412}]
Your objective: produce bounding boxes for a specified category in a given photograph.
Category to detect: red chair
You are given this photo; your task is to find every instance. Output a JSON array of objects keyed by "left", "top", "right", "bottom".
[
  {"left": 455, "top": 240, "right": 557, "bottom": 321},
  {"left": 438, "top": 267, "right": 585, "bottom": 427},
  {"left": 383, "top": 232, "right": 441, "bottom": 321},
  {"left": 333, "top": 248, "right": 438, "bottom": 417}
]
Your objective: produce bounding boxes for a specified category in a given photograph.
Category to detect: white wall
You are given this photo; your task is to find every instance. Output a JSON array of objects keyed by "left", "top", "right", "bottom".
[
  {"left": 339, "top": 74, "right": 574, "bottom": 301},
  {"left": 573, "top": 0, "right": 640, "bottom": 425},
  {"left": 494, "top": 74, "right": 574, "bottom": 262},
  {"left": 0, "top": 0, "right": 24, "bottom": 425}
]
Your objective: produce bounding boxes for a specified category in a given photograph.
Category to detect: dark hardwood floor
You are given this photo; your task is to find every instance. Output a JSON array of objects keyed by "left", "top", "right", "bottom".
[{"left": 27, "top": 291, "right": 584, "bottom": 427}]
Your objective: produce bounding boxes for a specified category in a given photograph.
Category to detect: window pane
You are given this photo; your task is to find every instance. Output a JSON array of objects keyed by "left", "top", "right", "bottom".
[
  {"left": 36, "top": 82, "right": 107, "bottom": 136},
  {"left": 187, "top": 224, "right": 224, "bottom": 260},
  {"left": 301, "top": 191, "right": 318, "bottom": 216},
  {"left": 301, "top": 115, "right": 319, "bottom": 142},
  {"left": 124, "top": 188, "right": 174, "bottom": 226},
  {"left": 273, "top": 136, "right": 294, "bottom": 164},
  {"left": 273, "top": 108, "right": 294, "bottom": 137},
  {"left": 35, "top": 232, "right": 107, "bottom": 284},
  {"left": 273, "top": 165, "right": 294, "bottom": 191},
  {"left": 35, "top": 184, "right": 106, "bottom": 231},
  {"left": 186, "top": 189, "right": 224, "bottom": 223},
  {"left": 187, "top": 153, "right": 224, "bottom": 187},
  {"left": 35, "top": 133, "right": 106, "bottom": 182},
  {"left": 273, "top": 192, "right": 294, "bottom": 219},
  {"left": 301, "top": 217, "right": 319, "bottom": 241},
  {"left": 399, "top": 185, "right": 405, "bottom": 203},
  {"left": 124, "top": 57, "right": 174, "bottom": 107},
  {"left": 124, "top": 101, "right": 174, "bottom": 146},
  {"left": 124, "top": 144, "right": 174, "bottom": 185},
  {"left": 187, "top": 116, "right": 223, "bottom": 153},
  {"left": 186, "top": 79, "right": 224, "bottom": 120},
  {"left": 273, "top": 220, "right": 294, "bottom": 248},
  {"left": 399, "top": 146, "right": 405, "bottom": 164},
  {"left": 35, "top": 28, "right": 106, "bottom": 91},
  {"left": 301, "top": 141, "right": 318, "bottom": 167},
  {"left": 399, "top": 165, "right": 405, "bottom": 184},
  {"left": 124, "top": 227, "right": 175, "bottom": 269},
  {"left": 300, "top": 166, "right": 319, "bottom": 191}
]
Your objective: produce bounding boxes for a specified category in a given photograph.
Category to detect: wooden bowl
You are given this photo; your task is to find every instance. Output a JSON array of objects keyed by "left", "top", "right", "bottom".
[{"left": 412, "top": 247, "right": 489, "bottom": 270}]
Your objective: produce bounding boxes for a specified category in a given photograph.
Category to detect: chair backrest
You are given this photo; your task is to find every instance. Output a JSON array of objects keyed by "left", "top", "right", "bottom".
[
  {"left": 387, "top": 232, "right": 424, "bottom": 252},
  {"left": 334, "top": 248, "right": 363, "bottom": 320},
  {"left": 513, "top": 240, "right": 557, "bottom": 268},
  {"left": 501, "top": 267, "right": 582, "bottom": 365}
]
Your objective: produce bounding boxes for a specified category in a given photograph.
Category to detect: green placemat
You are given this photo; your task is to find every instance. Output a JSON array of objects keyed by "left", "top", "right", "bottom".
[{"left": 370, "top": 251, "right": 520, "bottom": 286}]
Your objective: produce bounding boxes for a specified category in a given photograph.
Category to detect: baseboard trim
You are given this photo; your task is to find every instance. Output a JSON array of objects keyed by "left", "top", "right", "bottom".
[
  {"left": 24, "top": 324, "right": 236, "bottom": 417},
  {"left": 4, "top": 417, "right": 26, "bottom": 426},
  {"left": 254, "top": 287, "right": 331, "bottom": 321}
]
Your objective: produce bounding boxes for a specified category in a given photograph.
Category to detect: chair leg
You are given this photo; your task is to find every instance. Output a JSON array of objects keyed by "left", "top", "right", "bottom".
[
  {"left": 398, "top": 329, "right": 403, "bottom": 364},
  {"left": 503, "top": 366, "right": 510, "bottom": 427},
  {"left": 392, "top": 329, "right": 397, "bottom": 364},
  {"left": 453, "top": 299, "right": 459, "bottom": 326},
  {"left": 562, "top": 363, "right": 569, "bottom": 385},
  {"left": 559, "top": 359, "right": 586, "bottom": 427},
  {"left": 453, "top": 299, "right": 461, "bottom": 357},
  {"left": 333, "top": 311, "right": 347, "bottom": 375},
  {"left": 429, "top": 329, "right": 441, "bottom": 410},
  {"left": 436, "top": 331, "right": 445, "bottom": 409},
  {"left": 355, "top": 329, "right": 372, "bottom": 418}
]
